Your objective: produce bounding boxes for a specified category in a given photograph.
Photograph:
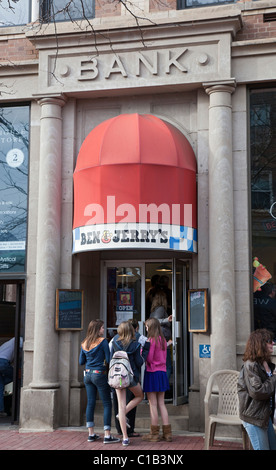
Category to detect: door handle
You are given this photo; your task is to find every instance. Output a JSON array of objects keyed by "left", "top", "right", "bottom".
[{"left": 175, "top": 321, "right": 181, "bottom": 338}]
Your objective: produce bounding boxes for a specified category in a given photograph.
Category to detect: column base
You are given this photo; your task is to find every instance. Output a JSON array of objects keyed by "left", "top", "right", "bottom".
[
  {"left": 69, "top": 385, "right": 86, "bottom": 427},
  {"left": 19, "top": 387, "right": 60, "bottom": 432},
  {"left": 188, "top": 388, "right": 203, "bottom": 432}
]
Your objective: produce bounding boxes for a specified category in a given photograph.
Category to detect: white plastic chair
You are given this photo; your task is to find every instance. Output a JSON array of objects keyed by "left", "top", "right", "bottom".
[{"left": 204, "top": 369, "right": 249, "bottom": 450}]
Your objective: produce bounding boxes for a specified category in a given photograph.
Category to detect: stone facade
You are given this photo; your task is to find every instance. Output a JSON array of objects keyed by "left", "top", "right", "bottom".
[{"left": 0, "top": 0, "right": 275, "bottom": 433}]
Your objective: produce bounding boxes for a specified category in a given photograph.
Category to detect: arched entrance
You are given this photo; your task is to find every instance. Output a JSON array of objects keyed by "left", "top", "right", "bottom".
[{"left": 73, "top": 113, "right": 197, "bottom": 404}]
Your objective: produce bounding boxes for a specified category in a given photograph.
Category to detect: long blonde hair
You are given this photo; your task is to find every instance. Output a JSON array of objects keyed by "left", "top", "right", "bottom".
[
  {"left": 82, "top": 319, "right": 104, "bottom": 350},
  {"left": 117, "top": 321, "right": 135, "bottom": 348},
  {"left": 151, "top": 290, "right": 167, "bottom": 312},
  {"left": 145, "top": 317, "right": 166, "bottom": 350}
]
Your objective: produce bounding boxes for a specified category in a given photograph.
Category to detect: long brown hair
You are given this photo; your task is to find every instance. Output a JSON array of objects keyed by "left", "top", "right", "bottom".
[
  {"left": 145, "top": 317, "right": 166, "bottom": 350},
  {"left": 243, "top": 329, "right": 274, "bottom": 363},
  {"left": 117, "top": 321, "right": 135, "bottom": 348},
  {"left": 151, "top": 290, "right": 167, "bottom": 312},
  {"left": 82, "top": 319, "right": 104, "bottom": 350}
]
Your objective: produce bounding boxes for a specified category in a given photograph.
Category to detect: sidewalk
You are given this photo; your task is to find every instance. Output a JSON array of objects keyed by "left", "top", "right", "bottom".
[{"left": 0, "top": 426, "right": 243, "bottom": 452}]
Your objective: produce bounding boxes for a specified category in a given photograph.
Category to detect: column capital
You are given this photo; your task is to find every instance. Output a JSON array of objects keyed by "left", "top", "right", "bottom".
[
  {"left": 33, "top": 93, "right": 67, "bottom": 108},
  {"left": 36, "top": 94, "right": 67, "bottom": 120},
  {"left": 203, "top": 80, "right": 236, "bottom": 96}
]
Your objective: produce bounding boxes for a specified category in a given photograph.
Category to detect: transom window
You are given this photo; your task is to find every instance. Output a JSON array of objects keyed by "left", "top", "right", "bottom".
[
  {"left": 0, "top": 0, "right": 94, "bottom": 27},
  {"left": 0, "top": 0, "right": 30, "bottom": 27},
  {"left": 40, "top": 0, "right": 94, "bottom": 23},
  {"left": 177, "top": 0, "right": 236, "bottom": 8}
]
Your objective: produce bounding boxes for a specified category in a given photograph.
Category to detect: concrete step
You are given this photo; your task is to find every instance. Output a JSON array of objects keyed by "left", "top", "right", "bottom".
[{"left": 92, "top": 400, "right": 189, "bottom": 432}]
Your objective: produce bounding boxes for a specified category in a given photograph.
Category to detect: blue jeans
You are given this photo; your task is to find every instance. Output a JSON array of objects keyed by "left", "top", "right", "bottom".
[
  {"left": 0, "top": 359, "right": 13, "bottom": 412},
  {"left": 84, "top": 371, "right": 112, "bottom": 430},
  {"left": 242, "top": 418, "right": 276, "bottom": 450}
]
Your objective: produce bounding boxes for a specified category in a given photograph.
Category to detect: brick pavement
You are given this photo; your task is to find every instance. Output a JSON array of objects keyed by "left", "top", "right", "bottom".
[{"left": 0, "top": 427, "right": 243, "bottom": 452}]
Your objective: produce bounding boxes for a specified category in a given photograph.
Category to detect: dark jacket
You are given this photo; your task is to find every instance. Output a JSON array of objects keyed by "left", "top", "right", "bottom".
[
  {"left": 110, "top": 336, "right": 150, "bottom": 383},
  {"left": 237, "top": 360, "right": 276, "bottom": 428}
]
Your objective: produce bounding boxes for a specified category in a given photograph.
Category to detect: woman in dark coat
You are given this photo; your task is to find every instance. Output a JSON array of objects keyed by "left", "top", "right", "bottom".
[{"left": 237, "top": 328, "right": 276, "bottom": 450}]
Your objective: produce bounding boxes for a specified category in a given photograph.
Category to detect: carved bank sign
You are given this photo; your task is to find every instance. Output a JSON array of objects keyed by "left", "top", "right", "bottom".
[
  {"left": 77, "top": 48, "right": 191, "bottom": 80},
  {"left": 44, "top": 39, "right": 229, "bottom": 92}
]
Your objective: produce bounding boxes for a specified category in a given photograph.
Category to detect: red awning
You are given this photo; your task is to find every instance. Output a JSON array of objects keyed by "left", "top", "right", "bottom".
[{"left": 73, "top": 113, "right": 197, "bottom": 252}]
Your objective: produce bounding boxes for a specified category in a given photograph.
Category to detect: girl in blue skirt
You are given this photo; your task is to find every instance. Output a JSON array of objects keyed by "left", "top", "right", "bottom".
[{"left": 142, "top": 317, "right": 172, "bottom": 442}]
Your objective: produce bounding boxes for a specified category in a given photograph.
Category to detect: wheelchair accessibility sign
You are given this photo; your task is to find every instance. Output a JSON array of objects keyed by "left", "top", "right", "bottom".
[{"left": 199, "top": 344, "right": 211, "bottom": 358}]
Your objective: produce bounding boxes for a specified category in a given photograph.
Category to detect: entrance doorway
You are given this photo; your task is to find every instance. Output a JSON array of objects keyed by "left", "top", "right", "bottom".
[
  {"left": 0, "top": 281, "right": 24, "bottom": 424},
  {"left": 102, "top": 259, "right": 191, "bottom": 405}
]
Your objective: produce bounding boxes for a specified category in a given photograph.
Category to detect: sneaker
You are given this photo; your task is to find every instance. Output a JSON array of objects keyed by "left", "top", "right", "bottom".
[
  {"left": 116, "top": 414, "right": 131, "bottom": 428},
  {"left": 103, "top": 435, "right": 120, "bottom": 444},
  {"left": 122, "top": 438, "right": 130, "bottom": 446},
  {"left": 88, "top": 434, "right": 100, "bottom": 442}
]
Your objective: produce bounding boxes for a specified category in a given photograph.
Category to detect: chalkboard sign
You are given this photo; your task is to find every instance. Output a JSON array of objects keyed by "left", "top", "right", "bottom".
[
  {"left": 55, "top": 289, "right": 83, "bottom": 330},
  {"left": 188, "top": 289, "right": 208, "bottom": 333}
]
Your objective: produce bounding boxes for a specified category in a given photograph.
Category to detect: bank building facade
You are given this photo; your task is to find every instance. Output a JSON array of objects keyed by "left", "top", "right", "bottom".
[{"left": 0, "top": 0, "right": 275, "bottom": 437}]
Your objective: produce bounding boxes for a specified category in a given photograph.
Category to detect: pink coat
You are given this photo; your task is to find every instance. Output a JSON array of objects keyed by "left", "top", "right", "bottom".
[{"left": 145, "top": 336, "right": 167, "bottom": 373}]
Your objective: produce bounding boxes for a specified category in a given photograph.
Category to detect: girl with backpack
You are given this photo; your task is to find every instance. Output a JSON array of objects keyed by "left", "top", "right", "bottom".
[
  {"left": 110, "top": 321, "right": 150, "bottom": 446},
  {"left": 79, "top": 319, "right": 120, "bottom": 444},
  {"left": 142, "top": 317, "right": 172, "bottom": 442}
]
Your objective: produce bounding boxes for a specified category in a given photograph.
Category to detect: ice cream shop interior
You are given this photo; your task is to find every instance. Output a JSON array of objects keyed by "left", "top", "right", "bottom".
[{"left": 0, "top": 1, "right": 276, "bottom": 435}]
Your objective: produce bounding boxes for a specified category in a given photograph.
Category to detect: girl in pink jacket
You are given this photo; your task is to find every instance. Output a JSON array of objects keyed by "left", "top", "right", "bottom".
[{"left": 142, "top": 317, "right": 172, "bottom": 442}]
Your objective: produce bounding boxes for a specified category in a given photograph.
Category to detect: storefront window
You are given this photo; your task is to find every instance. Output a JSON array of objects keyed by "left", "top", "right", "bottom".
[
  {"left": 0, "top": 105, "right": 29, "bottom": 273},
  {"left": 250, "top": 89, "right": 276, "bottom": 338}
]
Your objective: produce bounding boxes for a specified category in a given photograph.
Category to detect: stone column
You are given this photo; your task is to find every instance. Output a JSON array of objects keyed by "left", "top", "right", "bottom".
[
  {"left": 21, "top": 96, "right": 66, "bottom": 431},
  {"left": 204, "top": 81, "right": 237, "bottom": 372}
]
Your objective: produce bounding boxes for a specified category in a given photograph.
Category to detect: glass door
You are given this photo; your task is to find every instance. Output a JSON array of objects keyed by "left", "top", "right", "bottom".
[
  {"left": 145, "top": 261, "right": 173, "bottom": 399},
  {"left": 102, "top": 259, "right": 191, "bottom": 405},
  {"left": 172, "top": 259, "right": 190, "bottom": 405}
]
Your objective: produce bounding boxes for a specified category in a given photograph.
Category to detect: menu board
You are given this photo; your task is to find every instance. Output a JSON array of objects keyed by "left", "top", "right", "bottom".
[
  {"left": 0, "top": 106, "right": 29, "bottom": 273},
  {"left": 55, "top": 289, "right": 84, "bottom": 330},
  {"left": 188, "top": 289, "right": 208, "bottom": 332}
]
